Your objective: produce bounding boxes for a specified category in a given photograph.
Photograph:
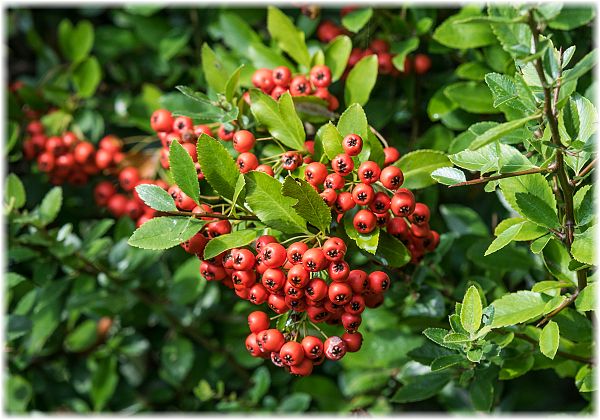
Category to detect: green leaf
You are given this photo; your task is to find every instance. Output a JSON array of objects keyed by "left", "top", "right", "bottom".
[
  {"left": 201, "top": 43, "right": 228, "bottom": 93},
  {"left": 128, "top": 217, "right": 206, "bottom": 250},
  {"left": 391, "top": 372, "right": 452, "bottom": 403},
  {"left": 455, "top": 61, "right": 492, "bottom": 81},
  {"left": 65, "top": 320, "right": 98, "bottom": 352},
  {"left": 6, "top": 375, "right": 32, "bottom": 413},
  {"left": 135, "top": 184, "right": 177, "bottom": 212},
  {"left": 431, "top": 354, "right": 465, "bottom": 371},
  {"left": 281, "top": 177, "right": 331, "bottom": 233},
  {"left": 277, "top": 393, "right": 311, "bottom": 413},
  {"left": 433, "top": 9, "right": 497, "bottom": 49},
  {"left": 485, "top": 72, "right": 530, "bottom": 111},
  {"left": 490, "top": 291, "right": 547, "bottom": 328},
  {"left": 225, "top": 65, "right": 243, "bottom": 103},
  {"left": 72, "top": 56, "right": 102, "bottom": 98},
  {"left": 444, "top": 332, "right": 471, "bottom": 343},
  {"left": 571, "top": 226, "right": 594, "bottom": 265},
  {"left": 376, "top": 232, "right": 411, "bottom": 268},
  {"left": 395, "top": 150, "right": 452, "bottom": 189},
  {"left": 244, "top": 171, "right": 308, "bottom": 234},
  {"left": 58, "top": 19, "right": 94, "bottom": 62},
  {"left": 7, "top": 120, "right": 20, "bottom": 153},
  {"left": 470, "top": 367, "right": 496, "bottom": 412},
  {"left": 169, "top": 141, "right": 200, "bottom": 204},
  {"left": 494, "top": 218, "right": 547, "bottom": 241},
  {"left": 392, "top": 37, "right": 419, "bottom": 71},
  {"left": 160, "top": 337, "right": 194, "bottom": 384},
  {"left": 444, "top": 81, "right": 498, "bottom": 114},
  {"left": 575, "top": 365, "right": 595, "bottom": 393},
  {"left": 250, "top": 90, "right": 305, "bottom": 151},
  {"left": 90, "top": 356, "right": 118, "bottom": 411},
  {"left": 159, "top": 28, "right": 191, "bottom": 61},
  {"left": 431, "top": 167, "right": 466, "bottom": 186},
  {"left": 5, "top": 173, "right": 26, "bottom": 209},
  {"left": 345, "top": 54, "right": 378, "bottom": 106},
  {"left": 539, "top": 320, "right": 560, "bottom": 359},
  {"left": 248, "top": 366, "right": 271, "bottom": 404},
  {"left": 461, "top": 286, "right": 483, "bottom": 334},
  {"left": 267, "top": 7, "right": 311, "bottom": 68},
  {"left": 469, "top": 113, "right": 540, "bottom": 150},
  {"left": 440, "top": 204, "right": 489, "bottom": 236},
  {"left": 341, "top": 8, "right": 373, "bottom": 33},
  {"left": 344, "top": 217, "right": 379, "bottom": 255},
  {"left": 514, "top": 192, "right": 559, "bottom": 229},
  {"left": 423, "top": 328, "right": 463, "bottom": 351},
  {"left": 561, "top": 49, "right": 597, "bottom": 84},
  {"left": 548, "top": 7, "right": 596, "bottom": 30},
  {"left": 175, "top": 85, "right": 212, "bottom": 105},
  {"left": 324, "top": 35, "right": 352, "bottom": 82},
  {"left": 499, "top": 354, "right": 534, "bottom": 380},
  {"left": 337, "top": 103, "right": 369, "bottom": 140},
  {"left": 542, "top": 238, "right": 577, "bottom": 284},
  {"left": 203, "top": 230, "right": 259, "bottom": 260},
  {"left": 575, "top": 282, "right": 596, "bottom": 312},
  {"left": 574, "top": 185, "right": 594, "bottom": 226},
  {"left": 317, "top": 122, "right": 344, "bottom": 160},
  {"left": 39, "top": 187, "right": 63, "bottom": 225},
  {"left": 196, "top": 134, "right": 239, "bottom": 200}
]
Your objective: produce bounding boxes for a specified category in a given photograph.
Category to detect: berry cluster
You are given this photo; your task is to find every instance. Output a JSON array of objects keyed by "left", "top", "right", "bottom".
[
  {"left": 303, "top": 133, "right": 439, "bottom": 263},
  {"left": 22, "top": 120, "right": 122, "bottom": 186},
  {"left": 180, "top": 231, "right": 389, "bottom": 376},
  {"left": 93, "top": 167, "right": 166, "bottom": 227},
  {"left": 150, "top": 109, "right": 212, "bottom": 179},
  {"left": 249, "top": 64, "right": 339, "bottom": 111}
]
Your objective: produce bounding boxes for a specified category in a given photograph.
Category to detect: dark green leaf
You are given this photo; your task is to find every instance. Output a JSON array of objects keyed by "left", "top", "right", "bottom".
[
  {"left": 392, "top": 37, "right": 419, "bottom": 71},
  {"left": 281, "top": 176, "right": 331, "bottom": 233},
  {"left": 169, "top": 140, "right": 200, "bottom": 204},
  {"left": 197, "top": 134, "right": 239, "bottom": 200},
  {"left": 514, "top": 192, "right": 560, "bottom": 229},
  {"left": 395, "top": 150, "right": 452, "bottom": 189},
  {"left": 376, "top": 232, "right": 411, "bottom": 268},
  {"left": 128, "top": 217, "right": 205, "bottom": 250},
  {"left": 391, "top": 372, "right": 452, "bottom": 403}
]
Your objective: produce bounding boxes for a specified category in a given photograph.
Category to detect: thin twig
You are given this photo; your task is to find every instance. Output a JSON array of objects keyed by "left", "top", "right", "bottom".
[
  {"left": 571, "top": 157, "right": 597, "bottom": 186},
  {"left": 536, "top": 290, "right": 579, "bottom": 328},
  {"left": 369, "top": 125, "right": 389, "bottom": 148},
  {"left": 449, "top": 166, "right": 553, "bottom": 188},
  {"left": 158, "top": 210, "right": 259, "bottom": 221}
]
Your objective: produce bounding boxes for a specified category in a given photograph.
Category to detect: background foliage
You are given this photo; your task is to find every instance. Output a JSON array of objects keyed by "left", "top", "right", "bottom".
[{"left": 6, "top": 4, "right": 596, "bottom": 414}]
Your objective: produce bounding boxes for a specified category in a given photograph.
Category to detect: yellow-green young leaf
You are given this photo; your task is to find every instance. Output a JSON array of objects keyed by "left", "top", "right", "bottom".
[
  {"left": 324, "top": 35, "right": 352, "bottom": 82},
  {"left": 244, "top": 171, "right": 308, "bottom": 235},
  {"left": 345, "top": 54, "right": 378, "bottom": 106},
  {"left": 490, "top": 291, "right": 547, "bottom": 327},
  {"left": 58, "top": 19, "right": 94, "bottom": 62},
  {"left": 530, "top": 234, "right": 552, "bottom": 254},
  {"left": 39, "top": 187, "right": 63, "bottom": 225},
  {"left": 494, "top": 217, "right": 547, "bottom": 241},
  {"left": 249, "top": 90, "right": 305, "bottom": 151},
  {"left": 485, "top": 222, "right": 524, "bottom": 255},
  {"left": 281, "top": 177, "right": 331, "bottom": 234},
  {"left": 203, "top": 230, "right": 260, "bottom": 260},
  {"left": 469, "top": 113, "right": 540, "bottom": 150},
  {"left": 539, "top": 321, "right": 560, "bottom": 359},
  {"left": 201, "top": 43, "right": 228, "bottom": 93},
  {"left": 460, "top": 286, "right": 483, "bottom": 334},
  {"left": 135, "top": 184, "right": 177, "bottom": 212},
  {"left": 318, "top": 122, "right": 344, "bottom": 160},
  {"left": 5, "top": 173, "right": 26, "bottom": 209},
  {"left": 337, "top": 103, "right": 369, "bottom": 140},
  {"left": 169, "top": 141, "right": 200, "bottom": 204},
  {"left": 341, "top": 8, "right": 373, "bottom": 33},
  {"left": 128, "top": 217, "right": 206, "bottom": 250},
  {"left": 395, "top": 150, "right": 452, "bottom": 189},
  {"left": 267, "top": 7, "right": 310, "bottom": 68},
  {"left": 392, "top": 37, "right": 419, "bottom": 71},
  {"left": 575, "top": 282, "right": 596, "bottom": 312},
  {"left": 571, "top": 227, "right": 594, "bottom": 265},
  {"left": 196, "top": 134, "right": 239, "bottom": 200},
  {"left": 72, "top": 56, "right": 102, "bottom": 97}
]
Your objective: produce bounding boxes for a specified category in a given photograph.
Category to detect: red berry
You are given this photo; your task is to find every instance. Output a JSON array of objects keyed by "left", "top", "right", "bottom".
[
  {"left": 107, "top": 194, "right": 128, "bottom": 218},
  {"left": 262, "top": 242, "right": 287, "bottom": 268},
  {"left": 383, "top": 147, "right": 401, "bottom": 166},
  {"left": 369, "top": 192, "right": 391, "bottom": 213},
  {"left": 268, "top": 294, "right": 288, "bottom": 314},
  {"left": 290, "top": 358, "right": 313, "bottom": 376},
  {"left": 380, "top": 166, "right": 404, "bottom": 190},
  {"left": 334, "top": 192, "right": 355, "bottom": 213},
  {"left": 342, "top": 134, "right": 363, "bottom": 156},
  {"left": 322, "top": 237, "right": 347, "bottom": 262},
  {"left": 341, "top": 312, "right": 362, "bottom": 333},
  {"left": 353, "top": 209, "right": 377, "bottom": 234},
  {"left": 331, "top": 153, "right": 354, "bottom": 176},
  {"left": 414, "top": 54, "right": 432, "bottom": 75},
  {"left": 302, "top": 248, "right": 327, "bottom": 272},
  {"left": 119, "top": 167, "right": 140, "bottom": 192},
  {"left": 352, "top": 183, "right": 374, "bottom": 206},
  {"left": 309, "top": 65, "right": 332, "bottom": 88},
  {"left": 94, "top": 181, "right": 116, "bottom": 206},
  {"left": 320, "top": 188, "right": 337, "bottom": 207},
  {"left": 328, "top": 260, "right": 350, "bottom": 282},
  {"left": 345, "top": 295, "right": 366, "bottom": 315},
  {"left": 357, "top": 161, "right": 381, "bottom": 185},
  {"left": 280, "top": 341, "right": 304, "bottom": 366},
  {"left": 342, "top": 331, "right": 363, "bottom": 352},
  {"left": 233, "top": 130, "right": 256, "bottom": 153},
  {"left": 390, "top": 190, "right": 416, "bottom": 217},
  {"left": 194, "top": 124, "right": 213, "bottom": 138},
  {"left": 289, "top": 76, "right": 311, "bottom": 96},
  {"left": 370, "top": 39, "right": 390, "bottom": 54},
  {"left": 255, "top": 164, "right": 274, "bottom": 176},
  {"left": 218, "top": 125, "right": 235, "bottom": 141},
  {"left": 255, "top": 235, "right": 278, "bottom": 253},
  {"left": 410, "top": 202, "right": 431, "bottom": 225},
  {"left": 262, "top": 268, "right": 286, "bottom": 292},
  {"left": 272, "top": 66, "right": 292, "bottom": 87},
  {"left": 301, "top": 336, "right": 324, "bottom": 360},
  {"left": 236, "top": 152, "right": 259, "bottom": 173},
  {"left": 281, "top": 151, "right": 302, "bottom": 171},
  {"left": 151, "top": 109, "right": 174, "bottom": 132},
  {"left": 324, "top": 172, "right": 345, "bottom": 190},
  {"left": 305, "top": 278, "right": 328, "bottom": 301},
  {"left": 304, "top": 162, "right": 328, "bottom": 186},
  {"left": 287, "top": 242, "right": 308, "bottom": 264},
  {"left": 45, "top": 136, "right": 66, "bottom": 156},
  {"left": 324, "top": 336, "right": 347, "bottom": 360},
  {"left": 232, "top": 248, "right": 256, "bottom": 271},
  {"left": 252, "top": 68, "right": 275, "bottom": 93},
  {"left": 246, "top": 333, "right": 262, "bottom": 357},
  {"left": 26, "top": 120, "right": 44, "bottom": 136},
  {"left": 99, "top": 135, "right": 123, "bottom": 155},
  {"left": 328, "top": 282, "right": 352, "bottom": 305},
  {"left": 377, "top": 52, "right": 394, "bottom": 75},
  {"left": 249, "top": 283, "right": 269, "bottom": 305},
  {"left": 95, "top": 149, "right": 113, "bottom": 170},
  {"left": 73, "top": 141, "right": 95, "bottom": 164},
  {"left": 37, "top": 152, "right": 55, "bottom": 172},
  {"left": 368, "top": 271, "right": 391, "bottom": 294},
  {"left": 271, "top": 86, "right": 287, "bottom": 100},
  {"left": 348, "top": 270, "right": 369, "bottom": 294},
  {"left": 172, "top": 116, "right": 193, "bottom": 133}
]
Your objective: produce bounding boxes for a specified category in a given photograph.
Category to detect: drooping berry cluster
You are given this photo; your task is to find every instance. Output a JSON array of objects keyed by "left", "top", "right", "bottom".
[
  {"left": 249, "top": 64, "right": 339, "bottom": 111},
  {"left": 304, "top": 133, "right": 440, "bottom": 263},
  {"left": 93, "top": 167, "right": 167, "bottom": 227},
  {"left": 179, "top": 231, "right": 389, "bottom": 376},
  {"left": 22, "top": 120, "right": 122, "bottom": 186}
]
